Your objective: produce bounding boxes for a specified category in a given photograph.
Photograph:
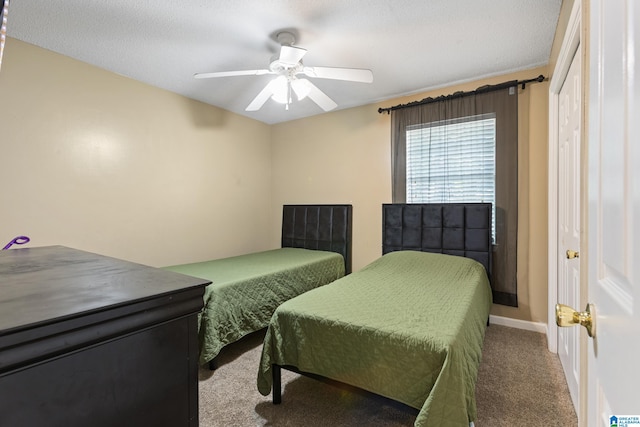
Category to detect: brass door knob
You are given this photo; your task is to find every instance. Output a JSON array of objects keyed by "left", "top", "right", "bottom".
[
  {"left": 566, "top": 249, "right": 580, "bottom": 259},
  {"left": 555, "top": 303, "right": 595, "bottom": 337}
]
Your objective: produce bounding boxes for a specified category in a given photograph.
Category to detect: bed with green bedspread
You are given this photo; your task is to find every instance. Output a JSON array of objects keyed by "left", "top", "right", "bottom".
[
  {"left": 257, "top": 250, "right": 492, "bottom": 427},
  {"left": 165, "top": 247, "right": 344, "bottom": 365}
]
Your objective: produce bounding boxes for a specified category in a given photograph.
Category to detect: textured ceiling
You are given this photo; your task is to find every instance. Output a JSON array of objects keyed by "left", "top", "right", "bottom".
[{"left": 6, "top": 0, "right": 562, "bottom": 125}]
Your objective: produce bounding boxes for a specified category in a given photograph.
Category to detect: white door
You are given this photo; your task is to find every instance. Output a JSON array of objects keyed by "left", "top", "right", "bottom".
[
  {"left": 587, "top": 0, "right": 640, "bottom": 424},
  {"left": 557, "top": 45, "right": 581, "bottom": 413}
]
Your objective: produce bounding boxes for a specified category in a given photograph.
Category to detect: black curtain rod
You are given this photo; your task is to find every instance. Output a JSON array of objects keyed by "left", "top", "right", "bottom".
[{"left": 377, "top": 74, "right": 546, "bottom": 114}]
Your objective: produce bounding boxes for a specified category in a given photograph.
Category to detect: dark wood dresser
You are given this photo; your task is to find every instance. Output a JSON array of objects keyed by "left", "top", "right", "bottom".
[{"left": 0, "top": 246, "right": 210, "bottom": 427}]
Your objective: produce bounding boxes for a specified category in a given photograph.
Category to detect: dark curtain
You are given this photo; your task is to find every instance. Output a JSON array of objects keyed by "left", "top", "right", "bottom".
[{"left": 390, "top": 85, "right": 518, "bottom": 306}]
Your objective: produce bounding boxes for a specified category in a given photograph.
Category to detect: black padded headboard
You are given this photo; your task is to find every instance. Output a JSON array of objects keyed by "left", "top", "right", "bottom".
[
  {"left": 281, "top": 205, "right": 353, "bottom": 274},
  {"left": 382, "top": 203, "right": 492, "bottom": 280}
]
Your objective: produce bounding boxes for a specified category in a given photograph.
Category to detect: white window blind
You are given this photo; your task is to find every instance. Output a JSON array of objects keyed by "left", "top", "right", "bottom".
[{"left": 406, "top": 113, "right": 496, "bottom": 240}]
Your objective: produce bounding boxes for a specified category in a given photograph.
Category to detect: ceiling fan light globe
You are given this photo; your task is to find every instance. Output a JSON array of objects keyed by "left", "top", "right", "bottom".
[
  {"left": 271, "top": 76, "right": 289, "bottom": 104},
  {"left": 271, "top": 92, "right": 288, "bottom": 104},
  {"left": 292, "top": 79, "right": 311, "bottom": 100}
]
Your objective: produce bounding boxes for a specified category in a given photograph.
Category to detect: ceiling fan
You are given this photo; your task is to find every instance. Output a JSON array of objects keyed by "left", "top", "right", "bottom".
[{"left": 194, "top": 31, "right": 373, "bottom": 112}]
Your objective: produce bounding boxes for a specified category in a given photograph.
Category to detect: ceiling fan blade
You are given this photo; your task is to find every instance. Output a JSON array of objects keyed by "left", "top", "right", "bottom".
[
  {"left": 245, "top": 79, "right": 279, "bottom": 111},
  {"left": 303, "top": 79, "right": 338, "bottom": 111},
  {"left": 279, "top": 45, "right": 306, "bottom": 66},
  {"left": 194, "top": 69, "right": 271, "bottom": 79},
  {"left": 302, "top": 66, "right": 373, "bottom": 83}
]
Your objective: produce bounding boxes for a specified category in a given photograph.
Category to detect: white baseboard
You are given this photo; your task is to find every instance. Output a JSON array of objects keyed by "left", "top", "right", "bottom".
[{"left": 489, "top": 315, "right": 547, "bottom": 335}]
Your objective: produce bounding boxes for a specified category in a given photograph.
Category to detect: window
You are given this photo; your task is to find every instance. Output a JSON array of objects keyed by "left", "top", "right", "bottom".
[
  {"left": 389, "top": 83, "right": 519, "bottom": 307},
  {"left": 406, "top": 113, "right": 496, "bottom": 241}
]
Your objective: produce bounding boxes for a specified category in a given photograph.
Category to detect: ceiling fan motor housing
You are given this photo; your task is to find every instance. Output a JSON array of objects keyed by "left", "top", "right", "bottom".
[{"left": 269, "top": 56, "right": 302, "bottom": 77}]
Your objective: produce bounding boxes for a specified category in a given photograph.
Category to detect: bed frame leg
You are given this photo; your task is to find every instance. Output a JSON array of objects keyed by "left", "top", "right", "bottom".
[
  {"left": 208, "top": 357, "right": 218, "bottom": 371},
  {"left": 272, "top": 364, "right": 282, "bottom": 405}
]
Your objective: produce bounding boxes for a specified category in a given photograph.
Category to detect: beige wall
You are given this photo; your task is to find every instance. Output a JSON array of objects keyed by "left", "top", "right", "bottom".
[
  {"left": 270, "top": 106, "right": 391, "bottom": 272},
  {"left": 2, "top": 37, "right": 552, "bottom": 323},
  {"left": 1, "top": 38, "right": 272, "bottom": 267},
  {"left": 272, "top": 66, "right": 550, "bottom": 323}
]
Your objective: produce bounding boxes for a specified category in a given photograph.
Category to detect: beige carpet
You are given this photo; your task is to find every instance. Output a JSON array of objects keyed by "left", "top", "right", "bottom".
[{"left": 198, "top": 324, "right": 577, "bottom": 426}]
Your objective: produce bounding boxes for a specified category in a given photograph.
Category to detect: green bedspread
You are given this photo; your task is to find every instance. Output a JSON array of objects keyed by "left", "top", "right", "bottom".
[
  {"left": 164, "top": 248, "right": 344, "bottom": 365},
  {"left": 257, "top": 250, "right": 492, "bottom": 427}
]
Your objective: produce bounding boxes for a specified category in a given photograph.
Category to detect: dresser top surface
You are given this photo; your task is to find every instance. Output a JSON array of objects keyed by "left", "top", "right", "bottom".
[{"left": 0, "top": 246, "right": 210, "bottom": 333}]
